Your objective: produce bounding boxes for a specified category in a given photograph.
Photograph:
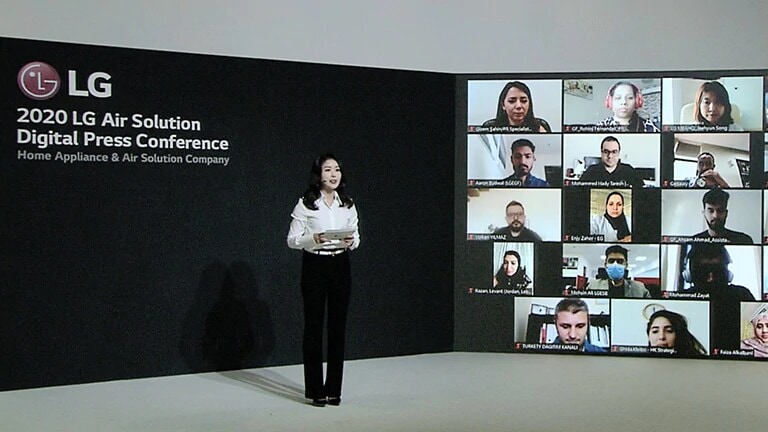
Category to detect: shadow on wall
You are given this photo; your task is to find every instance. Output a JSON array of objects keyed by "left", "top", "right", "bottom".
[{"left": 180, "top": 261, "right": 275, "bottom": 372}]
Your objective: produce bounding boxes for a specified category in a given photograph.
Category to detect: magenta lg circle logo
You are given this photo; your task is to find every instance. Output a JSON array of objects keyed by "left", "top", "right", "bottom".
[{"left": 17, "top": 62, "right": 61, "bottom": 100}]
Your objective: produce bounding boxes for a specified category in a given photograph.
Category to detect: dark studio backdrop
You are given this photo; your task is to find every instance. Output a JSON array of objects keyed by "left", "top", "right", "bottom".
[{"left": 0, "top": 37, "right": 455, "bottom": 391}]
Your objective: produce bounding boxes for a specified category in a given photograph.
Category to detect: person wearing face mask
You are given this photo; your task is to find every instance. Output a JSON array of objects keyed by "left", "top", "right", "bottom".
[
  {"left": 584, "top": 245, "right": 650, "bottom": 298},
  {"left": 680, "top": 244, "right": 754, "bottom": 350},
  {"left": 740, "top": 304, "right": 768, "bottom": 358}
]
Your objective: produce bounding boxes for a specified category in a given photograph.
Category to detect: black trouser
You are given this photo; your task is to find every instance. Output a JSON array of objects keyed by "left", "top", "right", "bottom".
[{"left": 300, "top": 251, "right": 351, "bottom": 399}]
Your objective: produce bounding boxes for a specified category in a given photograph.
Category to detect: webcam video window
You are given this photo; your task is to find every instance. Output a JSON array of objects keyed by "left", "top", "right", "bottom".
[
  {"left": 563, "top": 78, "right": 661, "bottom": 133},
  {"left": 467, "top": 134, "right": 562, "bottom": 187},
  {"left": 467, "top": 80, "right": 563, "bottom": 133},
  {"left": 662, "top": 76, "right": 764, "bottom": 132}
]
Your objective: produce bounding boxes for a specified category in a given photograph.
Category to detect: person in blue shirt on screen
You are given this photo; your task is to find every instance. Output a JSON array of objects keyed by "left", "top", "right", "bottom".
[
  {"left": 552, "top": 299, "right": 606, "bottom": 352},
  {"left": 502, "top": 138, "right": 549, "bottom": 187}
]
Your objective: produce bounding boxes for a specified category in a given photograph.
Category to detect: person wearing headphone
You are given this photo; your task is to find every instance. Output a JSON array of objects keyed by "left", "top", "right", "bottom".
[
  {"left": 595, "top": 81, "right": 659, "bottom": 132},
  {"left": 680, "top": 243, "right": 754, "bottom": 350},
  {"left": 686, "top": 152, "right": 730, "bottom": 188},
  {"left": 692, "top": 188, "right": 752, "bottom": 244},
  {"left": 584, "top": 245, "right": 651, "bottom": 298}
]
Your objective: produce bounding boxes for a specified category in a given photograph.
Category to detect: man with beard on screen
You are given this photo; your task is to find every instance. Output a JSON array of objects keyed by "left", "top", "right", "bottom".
[
  {"left": 493, "top": 201, "right": 543, "bottom": 241},
  {"left": 681, "top": 244, "right": 755, "bottom": 350},
  {"left": 502, "top": 138, "right": 549, "bottom": 187},
  {"left": 578, "top": 136, "right": 644, "bottom": 188},
  {"left": 692, "top": 188, "right": 753, "bottom": 244}
]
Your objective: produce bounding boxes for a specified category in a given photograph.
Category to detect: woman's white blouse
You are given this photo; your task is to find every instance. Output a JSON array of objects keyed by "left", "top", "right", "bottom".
[{"left": 287, "top": 193, "right": 360, "bottom": 251}]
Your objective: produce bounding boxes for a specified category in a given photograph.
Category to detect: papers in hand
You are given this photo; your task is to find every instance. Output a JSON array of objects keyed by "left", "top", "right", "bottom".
[{"left": 324, "top": 229, "right": 355, "bottom": 240}]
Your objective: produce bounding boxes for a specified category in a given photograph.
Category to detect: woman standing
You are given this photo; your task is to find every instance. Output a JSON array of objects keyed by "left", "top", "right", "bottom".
[{"left": 287, "top": 153, "right": 360, "bottom": 407}]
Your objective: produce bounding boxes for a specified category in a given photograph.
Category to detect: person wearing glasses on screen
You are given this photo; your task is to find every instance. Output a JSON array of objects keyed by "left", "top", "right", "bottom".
[
  {"left": 492, "top": 201, "right": 543, "bottom": 242},
  {"left": 693, "top": 81, "right": 743, "bottom": 131},
  {"left": 502, "top": 139, "right": 549, "bottom": 187},
  {"left": 552, "top": 299, "right": 606, "bottom": 352},
  {"left": 590, "top": 191, "right": 631, "bottom": 243},
  {"left": 482, "top": 81, "right": 552, "bottom": 132},
  {"left": 492, "top": 250, "right": 532, "bottom": 291},
  {"left": 596, "top": 81, "right": 659, "bottom": 132},
  {"left": 692, "top": 188, "right": 752, "bottom": 244},
  {"left": 577, "top": 136, "right": 645, "bottom": 188},
  {"left": 686, "top": 152, "right": 730, "bottom": 188},
  {"left": 584, "top": 245, "right": 650, "bottom": 298},
  {"left": 646, "top": 310, "right": 707, "bottom": 357},
  {"left": 741, "top": 304, "right": 768, "bottom": 357}
]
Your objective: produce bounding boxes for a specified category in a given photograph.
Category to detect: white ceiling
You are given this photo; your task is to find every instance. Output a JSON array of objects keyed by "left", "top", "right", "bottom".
[{"left": 3, "top": 1, "right": 768, "bottom": 73}]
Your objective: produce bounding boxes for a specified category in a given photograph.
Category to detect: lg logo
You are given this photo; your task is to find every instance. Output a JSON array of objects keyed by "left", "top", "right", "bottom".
[
  {"left": 17, "top": 61, "right": 112, "bottom": 100},
  {"left": 17, "top": 62, "right": 60, "bottom": 100}
]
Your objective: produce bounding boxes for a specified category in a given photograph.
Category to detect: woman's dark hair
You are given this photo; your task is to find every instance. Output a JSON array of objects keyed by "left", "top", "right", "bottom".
[
  {"left": 494, "top": 250, "right": 530, "bottom": 289},
  {"left": 500, "top": 250, "right": 522, "bottom": 273},
  {"left": 301, "top": 153, "right": 354, "bottom": 210},
  {"left": 646, "top": 310, "right": 707, "bottom": 357},
  {"left": 608, "top": 82, "right": 646, "bottom": 131},
  {"left": 694, "top": 81, "right": 734, "bottom": 126},
  {"left": 491, "top": 81, "right": 550, "bottom": 132}
]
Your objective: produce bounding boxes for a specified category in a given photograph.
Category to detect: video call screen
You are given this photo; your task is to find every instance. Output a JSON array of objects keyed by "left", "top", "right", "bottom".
[{"left": 457, "top": 73, "right": 768, "bottom": 361}]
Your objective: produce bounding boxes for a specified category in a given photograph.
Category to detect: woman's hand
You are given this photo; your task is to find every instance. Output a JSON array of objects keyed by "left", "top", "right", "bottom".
[
  {"left": 342, "top": 236, "right": 354, "bottom": 248},
  {"left": 313, "top": 232, "right": 328, "bottom": 244}
]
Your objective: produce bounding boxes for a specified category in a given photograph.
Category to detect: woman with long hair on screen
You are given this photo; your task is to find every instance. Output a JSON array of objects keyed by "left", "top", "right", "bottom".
[
  {"left": 740, "top": 305, "right": 768, "bottom": 358},
  {"left": 590, "top": 191, "right": 631, "bottom": 243},
  {"left": 492, "top": 250, "right": 531, "bottom": 291},
  {"left": 596, "top": 81, "right": 659, "bottom": 132},
  {"left": 287, "top": 153, "right": 360, "bottom": 407},
  {"left": 646, "top": 310, "right": 707, "bottom": 357},
  {"left": 693, "top": 81, "right": 743, "bottom": 131},
  {"left": 483, "top": 81, "right": 552, "bottom": 132}
]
